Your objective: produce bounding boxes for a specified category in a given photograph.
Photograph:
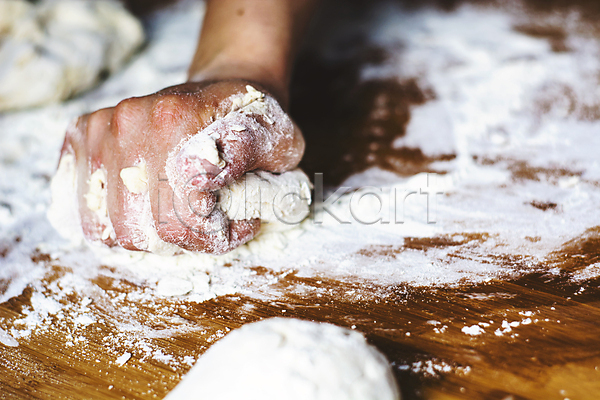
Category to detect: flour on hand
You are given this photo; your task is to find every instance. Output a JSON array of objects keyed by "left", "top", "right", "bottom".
[
  {"left": 165, "top": 318, "right": 401, "bottom": 400},
  {"left": 49, "top": 155, "right": 311, "bottom": 255},
  {"left": 120, "top": 161, "right": 149, "bottom": 194}
]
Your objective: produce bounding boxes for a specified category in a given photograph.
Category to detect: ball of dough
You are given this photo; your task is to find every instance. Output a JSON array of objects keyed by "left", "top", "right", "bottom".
[
  {"left": 0, "top": 0, "right": 144, "bottom": 111},
  {"left": 165, "top": 318, "right": 401, "bottom": 400}
]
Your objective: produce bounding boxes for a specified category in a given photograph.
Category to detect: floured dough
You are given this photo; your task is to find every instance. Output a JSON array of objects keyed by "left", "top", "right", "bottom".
[
  {"left": 47, "top": 153, "right": 84, "bottom": 244},
  {"left": 219, "top": 170, "right": 311, "bottom": 227},
  {"left": 48, "top": 153, "right": 116, "bottom": 243},
  {"left": 165, "top": 318, "right": 401, "bottom": 400},
  {"left": 120, "top": 160, "right": 311, "bottom": 228},
  {"left": 0, "top": 0, "right": 144, "bottom": 111}
]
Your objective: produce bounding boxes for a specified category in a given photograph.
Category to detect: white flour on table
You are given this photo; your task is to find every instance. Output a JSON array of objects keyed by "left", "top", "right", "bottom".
[{"left": 1, "top": 0, "right": 600, "bottom": 369}]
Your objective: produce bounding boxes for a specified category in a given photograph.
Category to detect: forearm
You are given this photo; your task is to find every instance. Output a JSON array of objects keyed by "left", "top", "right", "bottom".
[{"left": 188, "top": 0, "right": 318, "bottom": 106}]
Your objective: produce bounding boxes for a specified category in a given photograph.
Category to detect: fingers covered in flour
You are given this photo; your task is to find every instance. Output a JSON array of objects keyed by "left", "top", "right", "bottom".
[
  {"left": 149, "top": 176, "right": 261, "bottom": 254},
  {"left": 167, "top": 82, "right": 305, "bottom": 192}
]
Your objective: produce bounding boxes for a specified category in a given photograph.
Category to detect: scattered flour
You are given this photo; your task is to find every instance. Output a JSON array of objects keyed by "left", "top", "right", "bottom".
[
  {"left": 461, "top": 325, "right": 485, "bottom": 336},
  {"left": 0, "top": 328, "right": 19, "bottom": 348},
  {"left": 165, "top": 318, "right": 400, "bottom": 400},
  {"left": 2, "top": 0, "right": 600, "bottom": 373},
  {"left": 115, "top": 352, "right": 132, "bottom": 367},
  {"left": 395, "top": 359, "right": 471, "bottom": 378}
]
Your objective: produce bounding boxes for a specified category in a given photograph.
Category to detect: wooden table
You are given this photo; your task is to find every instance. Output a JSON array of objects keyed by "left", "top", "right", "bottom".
[
  {"left": 2, "top": 234, "right": 600, "bottom": 399},
  {"left": 3, "top": 0, "right": 600, "bottom": 398}
]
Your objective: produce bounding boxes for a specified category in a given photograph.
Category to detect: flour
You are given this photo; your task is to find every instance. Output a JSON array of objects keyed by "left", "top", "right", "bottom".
[
  {"left": 7, "top": 0, "right": 600, "bottom": 296},
  {"left": 218, "top": 169, "right": 312, "bottom": 226},
  {"left": 175, "top": 131, "right": 225, "bottom": 172},
  {"left": 165, "top": 318, "right": 400, "bottom": 400},
  {"left": 115, "top": 352, "right": 132, "bottom": 367},
  {"left": 0, "top": 0, "right": 144, "bottom": 111},
  {"left": 461, "top": 325, "right": 485, "bottom": 336},
  {"left": 3, "top": 0, "right": 600, "bottom": 377},
  {"left": 0, "top": 328, "right": 19, "bottom": 348},
  {"left": 47, "top": 153, "right": 84, "bottom": 245}
]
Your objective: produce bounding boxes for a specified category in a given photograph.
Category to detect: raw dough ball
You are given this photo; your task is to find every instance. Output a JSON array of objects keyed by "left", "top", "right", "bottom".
[
  {"left": 0, "top": 0, "right": 144, "bottom": 111},
  {"left": 165, "top": 318, "right": 401, "bottom": 400},
  {"left": 219, "top": 169, "right": 312, "bottom": 229}
]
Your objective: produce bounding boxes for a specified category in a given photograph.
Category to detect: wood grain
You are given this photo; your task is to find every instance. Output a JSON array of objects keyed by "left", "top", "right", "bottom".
[
  {"left": 3, "top": 1, "right": 600, "bottom": 399},
  {"left": 2, "top": 254, "right": 600, "bottom": 399}
]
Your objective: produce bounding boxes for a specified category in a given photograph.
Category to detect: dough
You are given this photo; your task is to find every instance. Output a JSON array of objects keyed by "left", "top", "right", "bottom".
[
  {"left": 120, "top": 161, "right": 148, "bottom": 194},
  {"left": 0, "top": 0, "right": 144, "bottom": 111},
  {"left": 177, "top": 132, "right": 226, "bottom": 171},
  {"left": 47, "top": 153, "right": 84, "bottom": 244},
  {"left": 47, "top": 153, "right": 116, "bottom": 243},
  {"left": 219, "top": 169, "right": 311, "bottom": 227},
  {"left": 165, "top": 318, "right": 401, "bottom": 400}
]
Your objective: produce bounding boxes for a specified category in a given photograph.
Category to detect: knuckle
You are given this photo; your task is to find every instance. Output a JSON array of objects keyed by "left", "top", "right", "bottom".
[
  {"left": 154, "top": 220, "right": 184, "bottom": 244},
  {"left": 113, "top": 98, "right": 140, "bottom": 137},
  {"left": 87, "top": 108, "right": 113, "bottom": 132},
  {"left": 150, "top": 94, "right": 188, "bottom": 125}
]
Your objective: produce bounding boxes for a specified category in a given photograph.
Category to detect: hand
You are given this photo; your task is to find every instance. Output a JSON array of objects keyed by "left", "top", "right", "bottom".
[{"left": 61, "top": 80, "right": 305, "bottom": 254}]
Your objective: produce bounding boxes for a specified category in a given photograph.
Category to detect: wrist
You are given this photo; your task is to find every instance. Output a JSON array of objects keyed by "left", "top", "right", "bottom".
[
  {"left": 188, "top": 54, "right": 289, "bottom": 108},
  {"left": 186, "top": 0, "right": 316, "bottom": 109}
]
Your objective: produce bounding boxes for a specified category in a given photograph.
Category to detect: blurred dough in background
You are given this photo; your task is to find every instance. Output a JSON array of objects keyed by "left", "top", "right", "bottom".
[{"left": 0, "top": 0, "right": 144, "bottom": 111}]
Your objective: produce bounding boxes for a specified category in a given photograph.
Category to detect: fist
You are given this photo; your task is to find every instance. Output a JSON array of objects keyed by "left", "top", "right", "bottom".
[{"left": 53, "top": 80, "right": 305, "bottom": 255}]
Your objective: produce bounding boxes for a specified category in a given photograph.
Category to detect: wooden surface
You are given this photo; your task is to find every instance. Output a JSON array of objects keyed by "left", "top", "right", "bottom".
[
  {"left": 2, "top": 235, "right": 600, "bottom": 399},
  {"left": 3, "top": 0, "right": 600, "bottom": 399}
]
